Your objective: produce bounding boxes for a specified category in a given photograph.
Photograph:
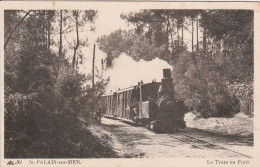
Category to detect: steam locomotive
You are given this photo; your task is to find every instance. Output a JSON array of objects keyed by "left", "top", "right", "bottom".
[{"left": 101, "top": 69, "right": 186, "bottom": 132}]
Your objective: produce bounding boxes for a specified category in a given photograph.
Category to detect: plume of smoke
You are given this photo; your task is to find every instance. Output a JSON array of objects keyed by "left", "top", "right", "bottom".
[{"left": 104, "top": 53, "right": 172, "bottom": 93}]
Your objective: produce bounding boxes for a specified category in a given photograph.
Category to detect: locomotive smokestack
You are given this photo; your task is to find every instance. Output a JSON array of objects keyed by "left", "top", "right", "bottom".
[
  {"left": 163, "top": 69, "right": 171, "bottom": 79},
  {"left": 158, "top": 69, "right": 174, "bottom": 98}
]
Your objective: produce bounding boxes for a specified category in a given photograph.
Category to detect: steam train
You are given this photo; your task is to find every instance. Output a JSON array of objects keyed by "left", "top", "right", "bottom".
[{"left": 101, "top": 69, "right": 186, "bottom": 132}]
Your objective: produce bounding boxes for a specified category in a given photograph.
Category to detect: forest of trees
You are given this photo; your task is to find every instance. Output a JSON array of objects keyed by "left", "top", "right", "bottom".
[
  {"left": 4, "top": 10, "right": 115, "bottom": 158},
  {"left": 4, "top": 9, "right": 254, "bottom": 158},
  {"left": 97, "top": 10, "right": 254, "bottom": 118}
]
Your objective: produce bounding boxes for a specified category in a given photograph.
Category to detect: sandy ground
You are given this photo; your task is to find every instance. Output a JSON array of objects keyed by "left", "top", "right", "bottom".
[
  {"left": 99, "top": 117, "right": 253, "bottom": 158},
  {"left": 184, "top": 112, "right": 253, "bottom": 136}
]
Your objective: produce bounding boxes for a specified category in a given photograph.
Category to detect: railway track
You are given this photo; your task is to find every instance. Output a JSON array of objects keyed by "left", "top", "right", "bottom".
[
  {"left": 169, "top": 132, "right": 252, "bottom": 158},
  {"left": 102, "top": 117, "right": 253, "bottom": 158},
  {"left": 102, "top": 116, "right": 253, "bottom": 158}
]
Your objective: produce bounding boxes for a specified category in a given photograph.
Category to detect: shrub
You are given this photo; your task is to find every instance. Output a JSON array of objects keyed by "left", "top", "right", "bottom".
[
  {"left": 228, "top": 83, "right": 253, "bottom": 117},
  {"left": 173, "top": 52, "right": 241, "bottom": 118}
]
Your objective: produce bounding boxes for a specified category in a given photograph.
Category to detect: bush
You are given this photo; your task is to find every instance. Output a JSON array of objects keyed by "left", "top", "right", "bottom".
[
  {"left": 228, "top": 83, "right": 253, "bottom": 117},
  {"left": 4, "top": 56, "right": 112, "bottom": 158},
  {"left": 173, "top": 52, "right": 241, "bottom": 118},
  {"left": 4, "top": 10, "right": 113, "bottom": 158},
  {"left": 4, "top": 68, "right": 116, "bottom": 158},
  {"left": 5, "top": 108, "right": 118, "bottom": 158}
]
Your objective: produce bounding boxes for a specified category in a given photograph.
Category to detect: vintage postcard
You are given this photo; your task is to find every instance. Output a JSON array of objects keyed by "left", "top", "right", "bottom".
[{"left": 0, "top": 1, "right": 259, "bottom": 167}]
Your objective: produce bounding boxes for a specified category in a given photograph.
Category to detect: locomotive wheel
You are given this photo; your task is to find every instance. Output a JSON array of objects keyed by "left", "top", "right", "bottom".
[
  {"left": 149, "top": 124, "right": 154, "bottom": 130},
  {"left": 178, "top": 121, "right": 186, "bottom": 129},
  {"left": 180, "top": 123, "right": 186, "bottom": 129},
  {"left": 148, "top": 121, "right": 162, "bottom": 133},
  {"left": 148, "top": 122, "right": 156, "bottom": 131},
  {"left": 148, "top": 120, "right": 183, "bottom": 133}
]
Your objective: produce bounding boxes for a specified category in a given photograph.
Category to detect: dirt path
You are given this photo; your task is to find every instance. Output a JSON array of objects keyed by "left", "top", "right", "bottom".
[{"left": 101, "top": 117, "right": 253, "bottom": 158}]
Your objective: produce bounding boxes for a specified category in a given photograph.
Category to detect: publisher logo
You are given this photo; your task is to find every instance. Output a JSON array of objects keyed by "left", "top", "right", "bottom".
[{"left": 7, "top": 161, "right": 15, "bottom": 165}]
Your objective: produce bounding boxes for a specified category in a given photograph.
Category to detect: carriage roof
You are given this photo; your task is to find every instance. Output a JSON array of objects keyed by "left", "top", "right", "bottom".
[{"left": 102, "top": 82, "right": 161, "bottom": 97}]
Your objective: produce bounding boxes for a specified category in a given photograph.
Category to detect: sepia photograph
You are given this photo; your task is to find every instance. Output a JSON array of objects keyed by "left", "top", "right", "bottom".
[{"left": 1, "top": 1, "right": 259, "bottom": 167}]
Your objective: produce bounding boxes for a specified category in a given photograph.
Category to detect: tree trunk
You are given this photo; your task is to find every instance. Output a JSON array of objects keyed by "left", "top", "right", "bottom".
[
  {"left": 148, "top": 26, "right": 152, "bottom": 45},
  {"left": 169, "top": 19, "right": 174, "bottom": 58},
  {"left": 203, "top": 28, "right": 206, "bottom": 54},
  {"left": 76, "top": 53, "right": 78, "bottom": 69},
  {"left": 181, "top": 23, "right": 184, "bottom": 48},
  {"left": 47, "top": 12, "right": 51, "bottom": 51},
  {"left": 166, "top": 12, "right": 170, "bottom": 51},
  {"left": 92, "top": 44, "right": 96, "bottom": 88},
  {"left": 59, "top": 10, "right": 63, "bottom": 58},
  {"left": 4, "top": 10, "right": 31, "bottom": 50},
  {"left": 177, "top": 27, "right": 180, "bottom": 49},
  {"left": 192, "top": 18, "right": 194, "bottom": 53},
  {"left": 196, "top": 15, "right": 199, "bottom": 54},
  {"left": 101, "top": 59, "right": 104, "bottom": 72},
  {"left": 43, "top": 11, "right": 47, "bottom": 48},
  {"left": 191, "top": 18, "right": 197, "bottom": 65},
  {"left": 72, "top": 12, "right": 79, "bottom": 70},
  {"left": 211, "top": 38, "right": 214, "bottom": 59}
]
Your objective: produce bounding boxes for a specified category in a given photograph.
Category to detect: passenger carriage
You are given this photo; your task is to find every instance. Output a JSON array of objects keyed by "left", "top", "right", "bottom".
[
  {"left": 102, "top": 82, "right": 161, "bottom": 122},
  {"left": 101, "top": 69, "right": 186, "bottom": 132}
]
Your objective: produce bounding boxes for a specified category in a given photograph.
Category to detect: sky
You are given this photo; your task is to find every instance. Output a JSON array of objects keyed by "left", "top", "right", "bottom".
[
  {"left": 77, "top": 9, "right": 133, "bottom": 77},
  {"left": 92, "top": 9, "right": 203, "bottom": 44},
  {"left": 94, "top": 9, "right": 133, "bottom": 38},
  {"left": 57, "top": 9, "right": 203, "bottom": 90}
]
